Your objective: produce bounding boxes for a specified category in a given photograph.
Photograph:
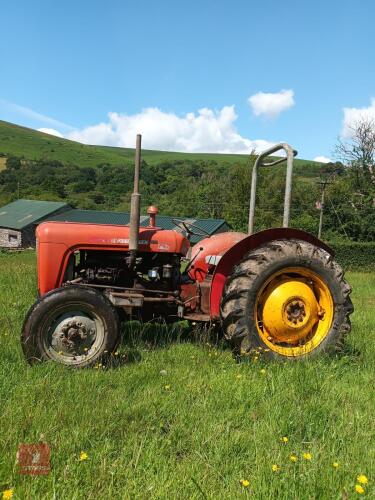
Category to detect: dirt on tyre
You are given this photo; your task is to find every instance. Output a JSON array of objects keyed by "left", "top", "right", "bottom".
[
  {"left": 220, "top": 239, "right": 353, "bottom": 360},
  {"left": 21, "top": 286, "right": 120, "bottom": 368}
]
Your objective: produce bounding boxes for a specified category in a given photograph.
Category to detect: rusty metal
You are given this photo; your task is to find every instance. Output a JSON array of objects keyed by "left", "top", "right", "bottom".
[
  {"left": 129, "top": 134, "right": 142, "bottom": 266},
  {"left": 108, "top": 292, "right": 144, "bottom": 308},
  {"left": 198, "top": 278, "right": 211, "bottom": 314},
  {"left": 248, "top": 143, "right": 297, "bottom": 234},
  {"left": 182, "top": 312, "right": 211, "bottom": 321},
  {"left": 180, "top": 282, "right": 198, "bottom": 311},
  {"left": 66, "top": 282, "right": 178, "bottom": 295},
  {"left": 107, "top": 290, "right": 179, "bottom": 311},
  {"left": 109, "top": 291, "right": 178, "bottom": 303},
  {"left": 147, "top": 205, "right": 158, "bottom": 227}
]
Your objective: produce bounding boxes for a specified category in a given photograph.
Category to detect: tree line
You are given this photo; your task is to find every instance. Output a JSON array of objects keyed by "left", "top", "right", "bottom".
[{"left": 0, "top": 118, "right": 374, "bottom": 242}]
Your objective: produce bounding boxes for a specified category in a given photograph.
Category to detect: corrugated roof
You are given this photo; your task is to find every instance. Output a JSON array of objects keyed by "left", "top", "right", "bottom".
[
  {"left": 48, "top": 209, "right": 228, "bottom": 244},
  {"left": 49, "top": 209, "right": 131, "bottom": 226},
  {"left": 0, "top": 199, "right": 69, "bottom": 230}
]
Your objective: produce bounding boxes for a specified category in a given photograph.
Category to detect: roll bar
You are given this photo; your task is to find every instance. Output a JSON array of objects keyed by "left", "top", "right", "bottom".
[{"left": 248, "top": 143, "right": 297, "bottom": 234}]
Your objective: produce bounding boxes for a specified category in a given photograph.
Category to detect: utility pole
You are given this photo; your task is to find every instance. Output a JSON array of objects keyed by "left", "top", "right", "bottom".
[
  {"left": 17, "top": 181, "right": 20, "bottom": 199},
  {"left": 317, "top": 183, "right": 325, "bottom": 239},
  {"left": 316, "top": 169, "right": 338, "bottom": 239}
]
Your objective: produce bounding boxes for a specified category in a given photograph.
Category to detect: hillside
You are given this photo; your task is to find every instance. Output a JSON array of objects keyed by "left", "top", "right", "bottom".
[
  {"left": 2, "top": 120, "right": 352, "bottom": 238},
  {"left": 0, "top": 120, "right": 321, "bottom": 176}
]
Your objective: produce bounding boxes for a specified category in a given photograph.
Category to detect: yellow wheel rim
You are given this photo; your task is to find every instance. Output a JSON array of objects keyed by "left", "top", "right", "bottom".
[{"left": 254, "top": 267, "right": 333, "bottom": 357}]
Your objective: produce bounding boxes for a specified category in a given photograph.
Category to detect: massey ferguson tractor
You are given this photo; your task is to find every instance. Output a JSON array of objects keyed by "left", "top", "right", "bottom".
[{"left": 21, "top": 136, "right": 353, "bottom": 367}]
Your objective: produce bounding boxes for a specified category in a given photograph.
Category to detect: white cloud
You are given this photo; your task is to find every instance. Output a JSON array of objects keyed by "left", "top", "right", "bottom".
[
  {"left": 67, "top": 106, "right": 274, "bottom": 154},
  {"left": 248, "top": 89, "right": 295, "bottom": 119},
  {"left": 342, "top": 98, "right": 375, "bottom": 137},
  {"left": 37, "top": 127, "right": 64, "bottom": 138},
  {"left": 313, "top": 155, "right": 331, "bottom": 163}
]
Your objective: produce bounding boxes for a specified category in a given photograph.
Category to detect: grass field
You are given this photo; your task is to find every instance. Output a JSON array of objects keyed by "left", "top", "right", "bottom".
[
  {"left": 0, "top": 120, "right": 321, "bottom": 176},
  {"left": 0, "top": 252, "right": 373, "bottom": 499}
]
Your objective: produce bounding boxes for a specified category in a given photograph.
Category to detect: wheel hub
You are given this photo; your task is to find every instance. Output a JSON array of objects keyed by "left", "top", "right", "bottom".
[
  {"left": 285, "top": 300, "right": 306, "bottom": 324},
  {"left": 51, "top": 314, "right": 97, "bottom": 356},
  {"left": 261, "top": 279, "right": 319, "bottom": 344}
]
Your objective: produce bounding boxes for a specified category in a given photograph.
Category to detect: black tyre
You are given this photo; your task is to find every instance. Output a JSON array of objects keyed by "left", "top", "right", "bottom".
[
  {"left": 21, "top": 286, "right": 120, "bottom": 367},
  {"left": 220, "top": 239, "right": 353, "bottom": 360}
]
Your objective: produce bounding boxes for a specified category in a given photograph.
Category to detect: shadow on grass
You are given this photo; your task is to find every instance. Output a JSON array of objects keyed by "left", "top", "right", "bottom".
[
  {"left": 106, "top": 319, "right": 226, "bottom": 368},
  {"left": 106, "top": 319, "right": 360, "bottom": 369}
]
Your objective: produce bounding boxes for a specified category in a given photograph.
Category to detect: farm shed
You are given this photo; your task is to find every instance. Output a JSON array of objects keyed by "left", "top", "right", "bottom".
[
  {"left": 0, "top": 199, "right": 70, "bottom": 249},
  {"left": 48, "top": 209, "right": 230, "bottom": 245}
]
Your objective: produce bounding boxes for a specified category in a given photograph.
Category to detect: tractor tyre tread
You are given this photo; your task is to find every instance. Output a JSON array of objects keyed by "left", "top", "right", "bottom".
[
  {"left": 21, "top": 286, "right": 120, "bottom": 368},
  {"left": 220, "top": 239, "right": 353, "bottom": 360}
]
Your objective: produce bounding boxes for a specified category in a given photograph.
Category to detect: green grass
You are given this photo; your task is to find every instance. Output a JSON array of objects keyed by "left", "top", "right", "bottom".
[
  {"left": 0, "top": 252, "right": 374, "bottom": 499},
  {"left": 0, "top": 120, "right": 322, "bottom": 176}
]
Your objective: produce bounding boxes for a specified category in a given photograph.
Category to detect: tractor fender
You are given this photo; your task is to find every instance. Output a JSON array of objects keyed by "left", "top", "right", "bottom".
[{"left": 209, "top": 228, "right": 333, "bottom": 319}]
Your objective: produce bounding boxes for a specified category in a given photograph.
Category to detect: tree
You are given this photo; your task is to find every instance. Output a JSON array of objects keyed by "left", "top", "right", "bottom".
[{"left": 335, "top": 117, "right": 375, "bottom": 190}]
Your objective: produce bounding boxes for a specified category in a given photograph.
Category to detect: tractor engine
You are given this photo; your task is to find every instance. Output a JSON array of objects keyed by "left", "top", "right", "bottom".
[{"left": 75, "top": 250, "right": 181, "bottom": 292}]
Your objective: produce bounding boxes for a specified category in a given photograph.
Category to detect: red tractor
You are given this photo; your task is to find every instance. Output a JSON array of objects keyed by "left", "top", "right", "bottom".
[{"left": 21, "top": 136, "right": 353, "bottom": 367}]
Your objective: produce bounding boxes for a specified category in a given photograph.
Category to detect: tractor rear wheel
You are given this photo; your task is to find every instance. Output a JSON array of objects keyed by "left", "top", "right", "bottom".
[
  {"left": 220, "top": 239, "right": 353, "bottom": 360},
  {"left": 21, "top": 286, "right": 120, "bottom": 368}
]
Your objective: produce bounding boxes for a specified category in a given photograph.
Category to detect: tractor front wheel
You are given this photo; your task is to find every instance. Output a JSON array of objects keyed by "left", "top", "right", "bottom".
[
  {"left": 21, "top": 286, "right": 120, "bottom": 367},
  {"left": 221, "top": 239, "right": 353, "bottom": 360}
]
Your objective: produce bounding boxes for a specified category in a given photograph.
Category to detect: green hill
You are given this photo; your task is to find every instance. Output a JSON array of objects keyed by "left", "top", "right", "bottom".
[
  {"left": 0, "top": 120, "right": 330, "bottom": 235},
  {"left": 0, "top": 120, "right": 321, "bottom": 176}
]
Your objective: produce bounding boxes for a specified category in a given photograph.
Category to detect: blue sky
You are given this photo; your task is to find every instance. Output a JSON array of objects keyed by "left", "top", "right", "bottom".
[{"left": 1, "top": 0, "right": 375, "bottom": 160}]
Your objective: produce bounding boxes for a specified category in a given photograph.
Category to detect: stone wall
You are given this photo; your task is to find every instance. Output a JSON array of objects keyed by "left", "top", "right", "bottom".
[{"left": 0, "top": 228, "right": 22, "bottom": 248}]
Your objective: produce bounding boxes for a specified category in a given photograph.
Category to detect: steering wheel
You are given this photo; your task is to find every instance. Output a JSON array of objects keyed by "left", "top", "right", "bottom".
[{"left": 172, "top": 218, "right": 211, "bottom": 237}]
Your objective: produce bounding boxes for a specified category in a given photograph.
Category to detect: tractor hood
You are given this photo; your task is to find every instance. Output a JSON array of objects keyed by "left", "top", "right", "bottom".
[{"left": 37, "top": 221, "right": 190, "bottom": 255}]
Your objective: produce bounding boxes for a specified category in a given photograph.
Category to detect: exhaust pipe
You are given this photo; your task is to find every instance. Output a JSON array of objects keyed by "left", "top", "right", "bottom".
[{"left": 129, "top": 134, "right": 142, "bottom": 268}]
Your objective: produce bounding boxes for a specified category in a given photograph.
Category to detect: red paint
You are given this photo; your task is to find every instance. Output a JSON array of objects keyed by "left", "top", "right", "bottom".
[
  {"left": 36, "top": 221, "right": 190, "bottom": 296},
  {"left": 209, "top": 228, "right": 333, "bottom": 319},
  {"left": 188, "top": 232, "right": 247, "bottom": 282}
]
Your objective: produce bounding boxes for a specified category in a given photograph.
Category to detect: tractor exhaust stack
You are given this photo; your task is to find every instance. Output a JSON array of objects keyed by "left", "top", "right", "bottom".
[{"left": 129, "top": 134, "right": 142, "bottom": 268}]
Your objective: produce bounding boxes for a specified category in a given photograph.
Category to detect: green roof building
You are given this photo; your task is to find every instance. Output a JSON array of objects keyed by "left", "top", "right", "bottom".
[
  {"left": 0, "top": 199, "right": 230, "bottom": 249},
  {"left": 0, "top": 199, "right": 69, "bottom": 248},
  {"left": 48, "top": 209, "right": 229, "bottom": 245}
]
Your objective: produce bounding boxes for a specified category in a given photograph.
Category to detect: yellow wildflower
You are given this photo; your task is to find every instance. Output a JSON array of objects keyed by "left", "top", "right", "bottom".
[
  {"left": 164, "top": 385, "right": 171, "bottom": 390},
  {"left": 79, "top": 451, "right": 88, "bottom": 461},
  {"left": 260, "top": 369, "right": 266, "bottom": 375},
  {"left": 332, "top": 462, "right": 339, "bottom": 469},
  {"left": 290, "top": 454, "right": 298, "bottom": 463},
  {"left": 272, "top": 464, "right": 280, "bottom": 472},
  {"left": 281, "top": 436, "right": 288, "bottom": 443},
  {"left": 355, "top": 484, "right": 365, "bottom": 494},
  {"left": 357, "top": 475, "right": 368, "bottom": 485},
  {"left": 236, "top": 374, "right": 242, "bottom": 379},
  {"left": 2, "top": 490, "right": 14, "bottom": 500},
  {"left": 240, "top": 479, "right": 250, "bottom": 488},
  {"left": 303, "top": 452, "right": 312, "bottom": 460}
]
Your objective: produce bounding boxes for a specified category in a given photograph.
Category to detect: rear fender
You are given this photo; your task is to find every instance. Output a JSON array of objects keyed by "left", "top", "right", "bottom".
[{"left": 209, "top": 228, "right": 333, "bottom": 319}]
